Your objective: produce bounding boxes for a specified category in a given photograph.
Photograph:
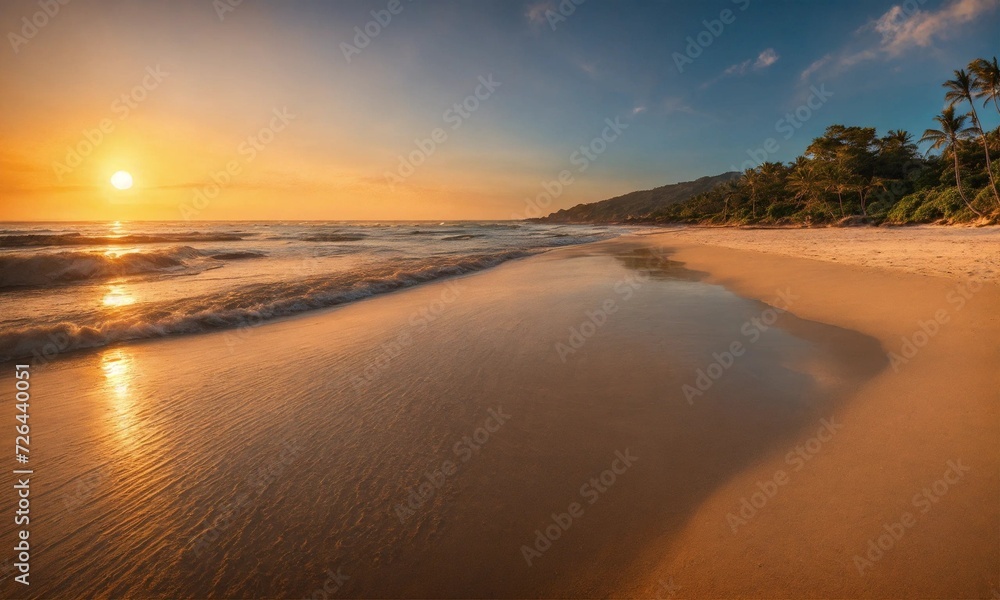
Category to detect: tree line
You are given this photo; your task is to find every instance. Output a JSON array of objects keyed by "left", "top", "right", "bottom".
[{"left": 652, "top": 57, "right": 1000, "bottom": 225}]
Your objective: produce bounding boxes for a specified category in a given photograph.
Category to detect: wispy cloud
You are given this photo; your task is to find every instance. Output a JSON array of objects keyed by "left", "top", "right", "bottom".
[
  {"left": 871, "top": 0, "right": 995, "bottom": 55},
  {"left": 724, "top": 48, "right": 781, "bottom": 76},
  {"left": 661, "top": 96, "right": 714, "bottom": 119},
  {"left": 631, "top": 105, "right": 647, "bottom": 116},
  {"left": 799, "top": 54, "right": 832, "bottom": 81},
  {"left": 800, "top": 0, "right": 997, "bottom": 81},
  {"left": 524, "top": 1, "right": 555, "bottom": 26},
  {"left": 575, "top": 60, "right": 598, "bottom": 78},
  {"left": 724, "top": 60, "right": 752, "bottom": 76},
  {"left": 704, "top": 48, "right": 781, "bottom": 88}
]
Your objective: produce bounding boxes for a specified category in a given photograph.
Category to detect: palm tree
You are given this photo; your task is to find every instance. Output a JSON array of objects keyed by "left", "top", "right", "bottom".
[
  {"left": 881, "top": 129, "right": 918, "bottom": 155},
  {"left": 788, "top": 160, "right": 834, "bottom": 218},
  {"left": 719, "top": 180, "right": 741, "bottom": 221},
  {"left": 820, "top": 151, "right": 859, "bottom": 217},
  {"left": 945, "top": 69, "right": 1000, "bottom": 207},
  {"left": 969, "top": 57, "right": 1000, "bottom": 117},
  {"left": 742, "top": 167, "right": 760, "bottom": 219},
  {"left": 919, "top": 106, "right": 983, "bottom": 217},
  {"left": 854, "top": 177, "right": 885, "bottom": 218}
]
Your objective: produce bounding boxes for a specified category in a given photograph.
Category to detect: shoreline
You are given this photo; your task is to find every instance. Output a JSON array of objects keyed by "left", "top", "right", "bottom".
[{"left": 0, "top": 227, "right": 995, "bottom": 598}]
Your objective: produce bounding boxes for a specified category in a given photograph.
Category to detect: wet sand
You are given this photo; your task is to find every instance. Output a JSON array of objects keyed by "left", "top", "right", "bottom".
[
  {"left": 626, "top": 229, "right": 999, "bottom": 598},
  {"left": 0, "top": 231, "right": 996, "bottom": 598}
]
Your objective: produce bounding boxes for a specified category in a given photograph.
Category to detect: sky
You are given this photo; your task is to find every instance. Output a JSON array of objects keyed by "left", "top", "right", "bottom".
[{"left": 0, "top": 0, "right": 998, "bottom": 221}]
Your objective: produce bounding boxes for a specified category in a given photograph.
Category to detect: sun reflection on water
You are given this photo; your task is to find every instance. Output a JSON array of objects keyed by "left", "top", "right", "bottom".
[{"left": 103, "top": 284, "right": 136, "bottom": 307}]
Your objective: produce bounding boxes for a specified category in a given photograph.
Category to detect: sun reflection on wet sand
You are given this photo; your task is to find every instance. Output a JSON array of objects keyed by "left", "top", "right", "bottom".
[{"left": 101, "top": 349, "right": 138, "bottom": 449}]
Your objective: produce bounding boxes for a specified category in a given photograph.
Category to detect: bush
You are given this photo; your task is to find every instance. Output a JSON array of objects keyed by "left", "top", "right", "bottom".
[
  {"left": 765, "top": 202, "right": 798, "bottom": 221},
  {"left": 884, "top": 191, "right": 926, "bottom": 223},
  {"left": 866, "top": 198, "right": 893, "bottom": 222},
  {"left": 973, "top": 187, "right": 997, "bottom": 215}
]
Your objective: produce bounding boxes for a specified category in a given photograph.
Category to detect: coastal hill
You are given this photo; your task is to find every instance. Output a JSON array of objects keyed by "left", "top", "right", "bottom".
[{"left": 534, "top": 172, "right": 740, "bottom": 223}]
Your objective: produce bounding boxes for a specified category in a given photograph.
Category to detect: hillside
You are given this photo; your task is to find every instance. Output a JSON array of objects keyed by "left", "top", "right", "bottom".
[{"left": 534, "top": 172, "right": 740, "bottom": 223}]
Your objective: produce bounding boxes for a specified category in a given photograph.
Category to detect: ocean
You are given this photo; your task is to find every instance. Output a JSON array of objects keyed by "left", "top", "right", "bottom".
[{"left": 0, "top": 221, "right": 623, "bottom": 362}]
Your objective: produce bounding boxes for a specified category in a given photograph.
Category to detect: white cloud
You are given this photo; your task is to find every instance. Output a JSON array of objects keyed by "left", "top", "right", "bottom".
[
  {"left": 802, "top": 0, "right": 998, "bottom": 81},
  {"left": 725, "top": 59, "right": 752, "bottom": 76},
  {"left": 722, "top": 48, "right": 780, "bottom": 77},
  {"left": 754, "top": 48, "right": 780, "bottom": 69},
  {"left": 872, "top": 0, "right": 996, "bottom": 55},
  {"left": 631, "top": 105, "right": 647, "bottom": 115},
  {"left": 799, "top": 54, "right": 832, "bottom": 81},
  {"left": 706, "top": 48, "right": 781, "bottom": 88}
]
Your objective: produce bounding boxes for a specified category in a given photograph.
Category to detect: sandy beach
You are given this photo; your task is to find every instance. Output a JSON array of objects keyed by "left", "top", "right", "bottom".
[
  {"left": 660, "top": 225, "right": 1000, "bottom": 281},
  {"left": 1, "top": 226, "right": 997, "bottom": 598},
  {"left": 627, "top": 226, "right": 1000, "bottom": 597}
]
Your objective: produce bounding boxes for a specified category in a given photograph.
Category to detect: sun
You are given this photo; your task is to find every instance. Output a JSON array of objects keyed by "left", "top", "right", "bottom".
[{"left": 110, "top": 170, "right": 133, "bottom": 190}]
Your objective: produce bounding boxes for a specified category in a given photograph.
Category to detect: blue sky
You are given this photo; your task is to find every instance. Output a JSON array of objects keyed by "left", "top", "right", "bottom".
[{"left": 2, "top": 0, "right": 998, "bottom": 219}]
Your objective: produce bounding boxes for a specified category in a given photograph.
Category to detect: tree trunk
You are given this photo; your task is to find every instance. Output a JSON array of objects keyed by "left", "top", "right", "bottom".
[
  {"left": 836, "top": 191, "right": 844, "bottom": 217},
  {"left": 968, "top": 103, "right": 1000, "bottom": 208},
  {"left": 954, "top": 151, "right": 983, "bottom": 217}
]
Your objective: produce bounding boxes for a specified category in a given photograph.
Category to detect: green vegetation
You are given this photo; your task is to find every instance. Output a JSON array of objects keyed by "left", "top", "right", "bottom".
[
  {"left": 656, "top": 57, "right": 1000, "bottom": 226},
  {"left": 543, "top": 57, "right": 1000, "bottom": 226}
]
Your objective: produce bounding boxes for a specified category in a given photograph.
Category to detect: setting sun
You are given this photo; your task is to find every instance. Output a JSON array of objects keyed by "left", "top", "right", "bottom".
[{"left": 110, "top": 170, "right": 133, "bottom": 190}]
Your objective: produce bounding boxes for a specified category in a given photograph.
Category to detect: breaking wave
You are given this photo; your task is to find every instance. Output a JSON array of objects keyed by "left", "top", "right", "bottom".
[
  {"left": 0, "top": 246, "right": 217, "bottom": 289},
  {"left": 0, "top": 250, "right": 534, "bottom": 361}
]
